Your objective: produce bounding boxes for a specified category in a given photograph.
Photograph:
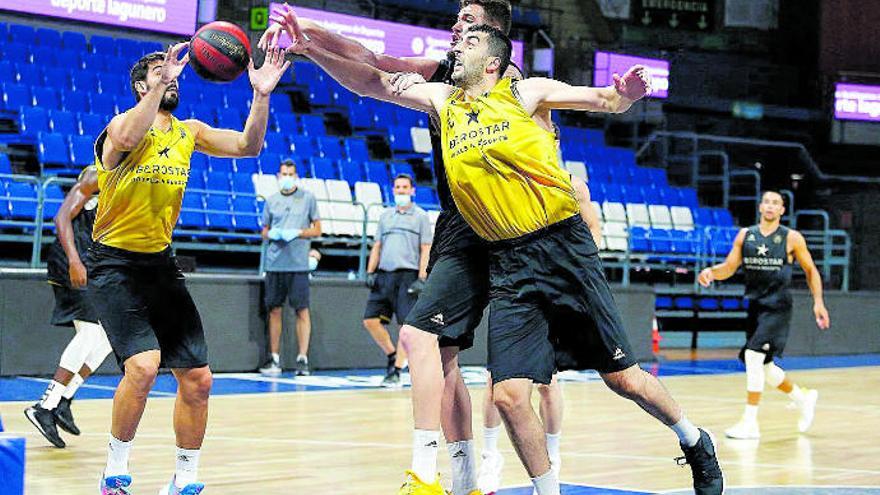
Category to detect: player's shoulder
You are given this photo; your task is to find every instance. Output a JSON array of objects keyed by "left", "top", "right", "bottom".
[{"left": 785, "top": 227, "right": 805, "bottom": 243}]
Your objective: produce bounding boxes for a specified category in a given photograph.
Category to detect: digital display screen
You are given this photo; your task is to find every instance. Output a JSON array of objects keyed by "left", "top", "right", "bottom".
[{"left": 594, "top": 51, "right": 669, "bottom": 98}]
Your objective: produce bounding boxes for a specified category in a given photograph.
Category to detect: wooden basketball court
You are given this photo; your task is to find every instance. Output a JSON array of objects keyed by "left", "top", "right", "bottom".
[{"left": 2, "top": 360, "right": 879, "bottom": 494}]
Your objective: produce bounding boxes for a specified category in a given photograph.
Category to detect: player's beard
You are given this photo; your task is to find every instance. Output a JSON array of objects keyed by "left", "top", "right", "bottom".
[
  {"left": 159, "top": 89, "right": 180, "bottom": 112},
  {"left": 451, "top": 62, "right": 482, "bottom": 89}
]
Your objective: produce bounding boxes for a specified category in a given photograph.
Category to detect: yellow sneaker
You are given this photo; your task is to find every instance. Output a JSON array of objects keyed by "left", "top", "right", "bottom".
[
  {"left": 397, "top": 470, "right": 445, "bottom": 495},
  {"left": 467, "top": 491, "right": 485, "bottom": 495}
]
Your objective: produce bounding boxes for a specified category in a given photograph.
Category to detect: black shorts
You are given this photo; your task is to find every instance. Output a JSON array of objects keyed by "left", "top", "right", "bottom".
[
  {"left": 50, "top": 283, "right": 99, "bottom": 327},
  {"left": 740, "top": 303, "right": 792, "bottom": 363},
  {"left": 487, "top": 216, "right": 637, "bottom": 384},
  {"left": 264, "top": 271, "right": 310, "bottom": 310},
  {"left": 364, "top": 270, "right": 419, "bottom": 324},
  {"left": 404, "top": 247, "right": 490, "bottom": 351},
  {"left": 86, "top": 243, "right": 208, "bottom": 369}
]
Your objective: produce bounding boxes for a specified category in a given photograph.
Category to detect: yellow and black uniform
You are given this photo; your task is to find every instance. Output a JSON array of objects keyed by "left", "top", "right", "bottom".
[
  {"left": 47, "top": 166, "right": 100, "bottom": 327},
  {"left": 439, "top": 78, "right": 636, "bottom": 383},
  {"left": 86, "top": 116, "right": 207, "bottom": 368}
]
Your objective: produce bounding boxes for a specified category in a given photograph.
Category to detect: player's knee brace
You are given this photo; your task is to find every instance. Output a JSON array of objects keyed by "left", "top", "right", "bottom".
[
  {"left": 58, "top": 320, "right": 95, "bottom": 372},
  {"left": 82, "top": 321, "right": 113, "bottom": 372},
  {"left": 744, "top": 349, "right": 766, "bottom": 393},
  {"left": 764, "top": 361, "right": 785, "bottom": 388}
]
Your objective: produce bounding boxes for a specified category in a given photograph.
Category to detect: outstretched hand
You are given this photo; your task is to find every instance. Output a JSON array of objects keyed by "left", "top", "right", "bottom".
[
  {"left": 248, "top": 47, "right": 291, "bottom": 97},
  {"left": 613, "top": 65, "right": 652, "bottom": 101},
  {"left": 160, "top": 42, "right": 190, "bottom": 85},
  {"left": 266, "top": 3, "right": 312, "bottom": 55}
]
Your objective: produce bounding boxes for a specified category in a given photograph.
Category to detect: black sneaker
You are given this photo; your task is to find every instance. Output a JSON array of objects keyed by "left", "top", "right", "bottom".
[
  {"left": 381, "top": 369, "right": 401, "bottom": 388},
  {"left": 24, "top": 404, "right": 66, "bottom": 448},
  {"left": 54, "top": 397, "right": 81, "bottom": 436},
  {"left": 295, "top": 356, "right": 310, "bottom": 376},
  {"left": 675, "top": 428, "right": 724, "bottom": 495}
]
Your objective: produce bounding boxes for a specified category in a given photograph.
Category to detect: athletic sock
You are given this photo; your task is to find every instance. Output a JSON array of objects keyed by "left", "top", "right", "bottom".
[
  {"left": 483, "top": 425, "right": 502, "bottom": 454},
  {"left": 174, "top": 448, "right": 201, "bottom": 487},
  {"left": 39, "top": 380, "right": 65, "bottom": 410},
  {"left": 545, "top": 432, "right": 561, "bottom": 461},
  {"left": 387, "top": 351, "right": 397, "bottom": 367},
  {"left": 670, "top": 415, "right": 701, "bottom": 447},
  {"left": 531, "top": 469, "right": 560, "bottom": 495},
  {"left": 62, "top": 374, "right": 84, "bottom": 400},
  {"left": 743, "top": 404, "right": 759, "bottom": 423},
  {"left": 788, "top": 384, "right": 806, "bottom": 404},
  {"left": 105, "top": 436, "right": 132, "bottom": 477},
  {"left": 447, "top": 440, "right": 477, "bottom": 495},
  {"left": 270, "top": 353, "right": 280, "bottom": 365},
  {"left": 411, "top": 429, "right": 440, "bottom": 483},
  {"left": 297, "top": 354, "right": 308, "bottom": 363}
]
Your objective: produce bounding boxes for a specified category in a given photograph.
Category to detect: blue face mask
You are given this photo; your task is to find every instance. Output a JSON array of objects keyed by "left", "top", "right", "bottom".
[
  {"left": 394, "top": 194, "right": 412, "bottom": 207},
  {"left": 279, "top": 176, "right": 296, "bottom": 191}
]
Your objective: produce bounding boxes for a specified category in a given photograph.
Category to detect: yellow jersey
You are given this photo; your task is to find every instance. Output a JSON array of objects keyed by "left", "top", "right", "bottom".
[
  {"left": 439, "top": 78, "right": 579, "bottom": 241},
  {"left": 92, "top": 115, "right": 195, "bottom": 253}
]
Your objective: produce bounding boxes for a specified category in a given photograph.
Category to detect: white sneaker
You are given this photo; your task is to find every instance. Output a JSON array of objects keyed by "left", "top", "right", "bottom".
[
  {"left": 478, "top": 450, "right": 504, "bottom": 494},
  {"left": 259, "top": 359, "right": 282, "bottom": 377},
  {"left": 725, "top": 418, "right": 760, "bottom": 439},
  {"left": 796, "top": 388, "right": 819, "bottom": 433}
]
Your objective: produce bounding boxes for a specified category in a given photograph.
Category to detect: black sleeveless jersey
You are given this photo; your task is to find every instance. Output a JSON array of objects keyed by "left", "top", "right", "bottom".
[
  {"left": 741, "top": 225, "right": 793, "bottom": 309},
  {"left": 47, "top": 197, "right": 97, "bottom": 287}
]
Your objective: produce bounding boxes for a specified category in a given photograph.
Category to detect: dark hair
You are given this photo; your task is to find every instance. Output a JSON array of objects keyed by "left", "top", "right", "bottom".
[
  {"left": 279, "top": 159, "right": 297, "bottom": 173},
  {"left": 393, "top": 173, "right": 414, "bottom": 187},
  {"left": 465, "top": 24, "right": 512, "bottom": 77},
  {"left": 130, "top": 51, "right": 166, "bottom": 101},
  {"left": 761, "top": 190, "right": 785, "bottom": 206},
  {"left": 460, "top": 0, "right": 512, "bottom": 35}
]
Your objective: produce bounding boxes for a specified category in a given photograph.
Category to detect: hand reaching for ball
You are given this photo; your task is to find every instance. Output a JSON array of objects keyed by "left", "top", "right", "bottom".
[
  {"left": 267, "top": 3, "right": 312, "bottom": 55},
  {"left": 613, "top": 65, "right": 652, "bottom": 101},
  {"left": 160, "top": 42, "right": 190, "bottom": 85},
  {"left": 249, "top": 47, "right": 291, "bottom": 97}
]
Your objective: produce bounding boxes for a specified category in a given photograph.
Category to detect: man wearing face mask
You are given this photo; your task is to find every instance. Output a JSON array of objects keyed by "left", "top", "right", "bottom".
[
  {"left": 260, "top": 159, "right": 322, "bottom": 377},
  {"left": 364, "top": 173, "right": 433, "bottom": 387}
]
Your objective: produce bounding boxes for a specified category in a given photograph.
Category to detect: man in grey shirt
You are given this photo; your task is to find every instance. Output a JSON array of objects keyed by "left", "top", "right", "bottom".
[
  {"left": 364, "top": 173, "right": 433, "bottom": 387},
  {"left": 260, "top": 160, "right": 322, "bottom": 377}
]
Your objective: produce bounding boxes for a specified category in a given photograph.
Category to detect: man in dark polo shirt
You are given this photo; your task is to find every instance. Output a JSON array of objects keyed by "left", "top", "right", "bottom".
[
  {"left": 364, "top": 173, "right": 432, "bottom": 387},
  {"left": 260, "top": 159, "right": 322, "bottom": 377}
]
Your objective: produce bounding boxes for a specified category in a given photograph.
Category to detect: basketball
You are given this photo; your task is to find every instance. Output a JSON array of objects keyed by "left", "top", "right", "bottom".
[{"left": 189, "top": 21, "right": 251, "bottom": 82}]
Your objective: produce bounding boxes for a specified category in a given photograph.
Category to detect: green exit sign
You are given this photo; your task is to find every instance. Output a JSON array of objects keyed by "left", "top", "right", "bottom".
[{"left": 250, "top": 6, "right": 268, "bottom": 31}]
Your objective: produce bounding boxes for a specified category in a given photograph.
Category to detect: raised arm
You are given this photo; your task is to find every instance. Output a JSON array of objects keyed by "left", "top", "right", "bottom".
[
  {"left": 103, "top": 43, "right": 188, "bottom": 169},
  {"left": 261, "top": 5, "right": 440, "bottom": 80},
  {"left": 790, "top": 230, "right": 830, "bottom": 329},
  {"left": 515, "top": 66, "right": 651, "bottom": 116},
  {"left": 183, "top": 48, "right": 289, "bottom": 158},
  {"left": 698, "top": 228, "right": 747, "bottom": 287},
  {"left": 55, "top": 168, "right": 99, "bottom": 289}
]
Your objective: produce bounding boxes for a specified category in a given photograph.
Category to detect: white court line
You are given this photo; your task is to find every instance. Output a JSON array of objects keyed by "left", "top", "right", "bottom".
[
  {"left": 658, "top": 484, "right": 880, "bottom": 493},
  {"left": 17, "top": 376, "right": 176, "bottom": 397}
]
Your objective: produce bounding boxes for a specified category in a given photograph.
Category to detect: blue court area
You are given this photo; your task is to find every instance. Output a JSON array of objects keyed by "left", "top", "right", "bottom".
[
  {"left": 0, "top": 353, "right": 878, "bottom": 403},
  {"left": 495, "top": 484, "right": 880, "bottom": 494}
]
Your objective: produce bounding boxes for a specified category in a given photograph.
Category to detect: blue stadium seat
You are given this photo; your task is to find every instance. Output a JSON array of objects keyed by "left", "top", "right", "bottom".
[
  {"left": 630, "top": 226, "right": 650, "bottom": 252},
  {"left": 721, "top": 298, "right": 741, "bottom": 311},
  {"left": 88, "top": 94, "right": 117, "bottom": 116},
  {"left": 0, "top": 61, "right": 14, "bottom": 84},
  {"left": 179, "top": 193, "right": 207, "bottom": 229},
  {"left": 32, "top": 47, "right": 57, "bottom": 66},
  {"left": 264, "top": 133, "right": 290, "bottom": 154},
  {"left": 16, "top": 64, "right": 43, "bottom": 87},
  {"left": 391, "top": 162, "right": 415, "bottom": 179},
  {"left": 81, "top": 53, "right": 106, "bottom": 72},
  {"left": 117, "top": 39, "right": 144, "bottom": 58},
  {"left": 78, "top": 112, "right": 105, "bottom": 135},
  {"left": 627, "top": 186, "right": 647, "bottom": 204},
  {"left": 189, "top": 154, "right": 208, "bottom": 174},
  {"left": 274, "top": 113, "right": 298, "bottom": 134},
  {"left": 396, "top": 108, "right": 426, "bottom": 128},
  {"left": 206, "top": 194, "right": 234, "bottom": 229},
  {"left": 388, "top": 126, "right": 414, "bottom": 153},
  {"left": 650, "top": 228, "right": 673, "bottom": 253},
  {"left": 71, "top": 71, "right": 100, "bottom": 93},
  {"left": 258, "top": 152, "right": 283, "bottom": 173},
  {"left": 3, "top": 43, "right": 29, "bottom": 66},
  {"left": 63, "top": 91, "right": 90, "bottom": 114},
  {"left": 309, "top": 84, "right": 333, "bottom": 107},
  {"left": 187, "top": 170, "right": 207, "bottom": 190},
  {"left": 693, "top": 207, "right": 715, "bottom": 226},
  {"left": 680, "top": 188, "right": 699, "bottom": 208},
  {"left": 414, "top": 187, "right": 439, "bottom": 209},
  {"left": 5, "top": 181, "right": 37, "bottom": 220},
  {"left": 206, "top": 172, "right": 231, "bottom": 192},
  {"left": 333, "top": 87, "right": 357, "bottom": 107},
  {"left": 233, "top": 196, "right": 260, "bottom": 231},
  {"left": 671, "top": 230, "right": 697, "bottom": 255},
  {"left": 349, "top": 99, "right": 376, "bottom": 129},
  {"left": 3, "top": 83, "right": 30, "bottom": 111},
  {"left": 367, "top": 161, "right": 390, "bottom": 184},
  {"left": 43, "top": 184, "right": 64, "bottom": 220},
  {"left": 373, "top": 104, "right": 395, "bottom": 129},
  {"left": 20, "top": 107, "right": 50, "bottom": 136},
  {"left": 90, "top": 35, "right": 117, "bottom": 56},
  {"left": 69, "top": 135, "right": 95, "bottom": 166},
  {"left": 655, "top": 296, "right": 674, "bottom": 310},
  {"left": 216, "top": 108, "right": 242, "bottom": 129},
  {"left": 272, "top": 94, "right": 294, "bottom": 114},
  {"left": 232, "top": 174, "right": 255, "bottom": 195},
  {"left": 234, "top": 158, "right": 258, "bottom": 175},
  {"left": 43, "top": 68, "right": 70, "bottom": 90},
  {"left": 317, "top": 137, "right": 344, "bottom": 160},
  {"left": 698, "top": 297, "right": 720, "bottom": 311},
  {"left": 223, "top": 89, "right": 252, "bottom": 109},
  {"left": 343, "top": 139, "right": 369, "bottom": 163},
  {"left": 32, "top": 87, "right": 61, "bottom": 111},
  {"left": 293, "top": 61, "right": 318, "bottom": 85},
  {"left": 0, "top": 154, "right": 11, "bottom": 175},
  {"left": 673, "top": 296, "right": 694, "bottom": 310},
  {"left": 299, "top": 114, "right": 325, "bottom": 137},
  {"left": 290, "top": 136, "right": 316, "bottom": 158},
  {"left": 340, "top": 160, "right": 366, "bottom": 186},
  {"left": 49, "top": 110, "right": 77, "bottom": 135},
  {"left": 209, "top": 158, "right": 234, "bottom": 174},
  {"left": 645, "top": 167, "right": 668, "bottom": 187},
  {"left": 100, "top": 73, "right": 128, "bottom": 97},
  {"left": 188, "top": 105, "right": 215, "bottom": 125},
  {"left": 61, "top": 31, "right": 87, "bottom": 52},
  {"left": 8, "top": 24, "right": 35, "bottom": 45},
  {"left": 311, "top": 158, "right": 338, "bottom": 179},
  {"left": 713, "top": 208, "right": 734, "bottom": 227}
]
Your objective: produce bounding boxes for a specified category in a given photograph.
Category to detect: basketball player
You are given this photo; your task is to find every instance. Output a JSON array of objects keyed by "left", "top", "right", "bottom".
[
  {"left": 264, "top": 3, "right": 522, "bottom": 494},
  {"left": 24, "top": 165, "right": 112, "bottom": 449},
  {"left": 91, "top": 44, "right": 288, "bottom": 495},
  {"left": 277, "top": 21, "right": 723, "bottom": 495},
  {"left": 699, "top": 191, "right": 830, "bottom": 439}
]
